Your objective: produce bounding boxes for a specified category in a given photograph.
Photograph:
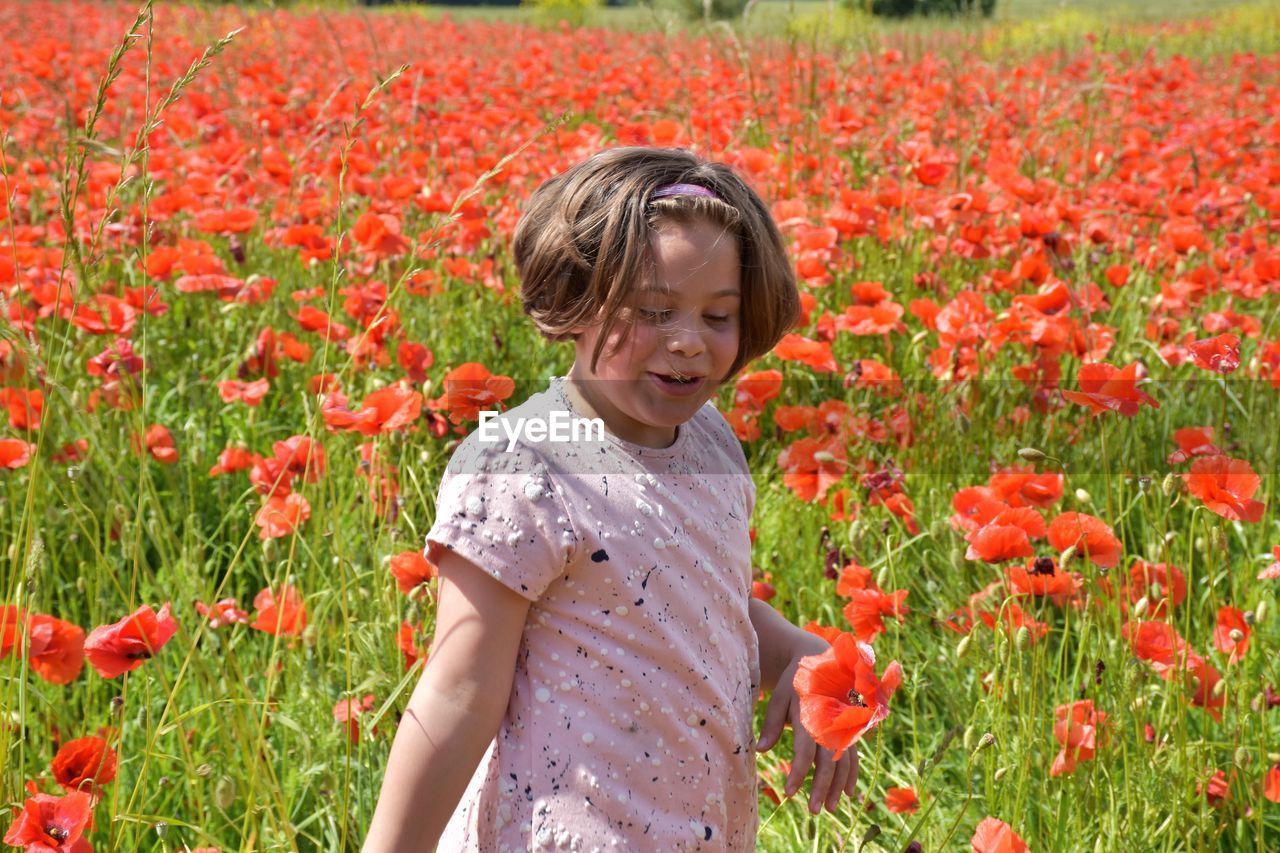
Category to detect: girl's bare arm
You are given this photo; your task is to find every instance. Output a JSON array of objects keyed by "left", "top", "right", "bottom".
[{"left": 364, "top": 550, "right": 532, "bottom": 851}]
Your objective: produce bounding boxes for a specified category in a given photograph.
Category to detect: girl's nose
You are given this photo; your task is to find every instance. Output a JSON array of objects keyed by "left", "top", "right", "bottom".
[{"left": 665, "top": 321, "right": 705, "bottom": 357}]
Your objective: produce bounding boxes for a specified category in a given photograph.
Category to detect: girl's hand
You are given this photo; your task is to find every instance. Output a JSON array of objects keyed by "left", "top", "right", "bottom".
[{"left": 755, "top": 655, "right": 860, "bottom": 815}]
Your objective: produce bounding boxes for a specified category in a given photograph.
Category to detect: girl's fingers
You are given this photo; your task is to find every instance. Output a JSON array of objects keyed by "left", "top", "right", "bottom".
[
  {"left": 807, "top": 748, "right": 835, "bottom": 814},
  {"left": 756, "top": 690, "right": 789, "bottom": 753},
  {"left": 785, "top": 723, "right": 815, "bottom": 798},
  {"left": 844, "top": 747, "right": 860, "bottom": 796},
  {"left": 826, "top": 754, "right": 851, "bottom": 813}
]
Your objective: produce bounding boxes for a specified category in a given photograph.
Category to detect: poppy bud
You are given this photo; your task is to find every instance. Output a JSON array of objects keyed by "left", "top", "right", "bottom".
[
  {"left": 963, "top": 725, "right": 976, "bottom": 752},
  {"left": 1149, "top": 582, "right": 1164, "bottom": 601},
  {"left": 196, "top": 763, "right": 213, "bottom": 778},
  {"left": 1212, "top": 679, "right": 1227, "bottom": 699},
  {"left": 1161, "top": 472, "right": 1181, "bottom": 497},
  {"left": 1269, "top": 752, "right": 1280, "bottom": 764},
  {"left": 1059, "top": 544, "right": 1077, "bottom": 568},
  {"left": 956, "top": 633, "right": 973, "bottom": 659},
  {"left": 1074, "top": 488, "right": 1091, "bottom": 504},
  {"left": 1017, "top": 447, "right": 1046, "bottom": 462},
  {"left": 1133, "top": 596, "right": 1150, "bottom": 617},
  {"left": 860, "top": 825, "right": 881, "bottom": 846},
  {"left": 876, "top": 565, "right": 891, "bottom": 589},
  {"left": 215, "top": 776, "right": 236, "bottom": 810},
  {"left": 1014, "top": 625, "right": 1029, "bottom": 650},
  {"left": 813, "top": 451, "right": 837, "bottom": 464},
  {"left": 1255, "top": 601, "right": 1268, "bottom": 623},
  {"left": 973, "top": 732, "right": 996, "bottom": 756},
  {"left": 994, "top": 765, "right": 1010, "bottom": 781},
  {"left": 1234, "top": 747, "right": 1250, "bottom": 768}
]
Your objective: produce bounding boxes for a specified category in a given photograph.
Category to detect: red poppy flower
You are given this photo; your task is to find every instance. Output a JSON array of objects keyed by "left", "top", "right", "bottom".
[
  {"left": 1183, "top": 455, "right": 1266, "bottom": 522},
  {"left": 272, "top": 435, "right": 325, "bottom": 482},
  {"left": 971, "top": 817, "right": 1029, "bottom": 853},
  {"left": 26, "top": 614, "right": 86, "bottom": 685},
  {"left": 778, "top": 435, "right": 846, "bottom": 503},
  {"left": 250, "top": 585, "right": 307, "bottom": 636},
  {"left": 1050, "top": 700, "right": 1107, "bottom": 776},
  {"left": 1123, "top": 620, "right": 1199, "bottom": 675},
  {"left": 389, "top": 551, "right": 438, "bottom": 596},
  {"left": 208, "top": 446, "right": 256, "bottom": 477},
  {"left": 1212, "top": 606, "right": 1250, "bottom": 664},
  {"left": 84, "top": 603, "right": 178, "bottom": 678},
  {"left": 792, "top": 632, "right": 902, "bottom": 760},
  {"left": 1062, "top": 361, "right": 1160, "bottom": 416},
  {"left": 1165, "top": 426, "right": 1220, "bottom": 465},
  {"left": 835, "top": 562, "right": 876, "bottom": 597},
  {"left": 772, "top": 333, "right": 839, "bottom": 373},
  {"left": 1264, "top": 764, "right": 1280, "bottom": 804},
  {"left": 2, "top": 789, "right": 93, "bottom": 852},
  {"left": 397, "top": 341, "right": 434, "bottom": 384},
  {"left": 218, "top": 378, "right": 270, "bottom": 407},
  {"left": 51, "top": 736, "right": 117, "bottom": 795},
  {"left": 255, "top": 493, "right": 311, "bottom": 539},
  {"left": 1126, "top": 560, "right": 1187, "bottom": 617},
  {"left": 884, "top": 786, "right": 919, "bottom": 813},
  {"left": 131, "top": 424, "right": 178, "bottom": 464},
  {"left": 1006, "top": 556, "right": 1082, "bottom": 604},
  {"left": 1047, "top": 512, "right": 1122, "bottom": 568},
  {"left": 194, "top": 598, "right": 249, "bottom": 629},
  {"left": 433, "top": 363, "right": 516, "bottom": 424},
  {"left": 0, "top": 437, "right": 36, "bottom": 469},
  {"left": 842, "top": 588, "right": 909, "bottom": 643},
  {"left": 1200, "top": 769, "right": 1230, "bottom": 806},
  {"left": 1187, "top": 333, "right": 1240, "bottom": 374},
  {"left": 988, "top": 465, "right": 1063, "bottom": 508},
  {"left": 966, "top": 524, "right": 1034, "bottom": 564},
  {"left": 734, "top": 370, "right": 783, "bottom": 411},
  {"left": 333, "top": 693, "right": 377, "bottom": 742},
  {"left": 398, "top": 621, "right": 428, "bottom": 670}
]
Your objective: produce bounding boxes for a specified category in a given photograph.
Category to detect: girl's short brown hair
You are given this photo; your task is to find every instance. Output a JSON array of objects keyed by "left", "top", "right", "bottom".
[{"left": 512, "top": 147, "right": 799, "bottom": 382}]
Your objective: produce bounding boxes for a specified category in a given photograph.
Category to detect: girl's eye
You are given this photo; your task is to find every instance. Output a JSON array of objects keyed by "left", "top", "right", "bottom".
[
  {"left": 639, "top": 308, "right": 671, "bottom": 323},
  {"left": 705, "top": 315, "right": 732, "bottom": 325}
]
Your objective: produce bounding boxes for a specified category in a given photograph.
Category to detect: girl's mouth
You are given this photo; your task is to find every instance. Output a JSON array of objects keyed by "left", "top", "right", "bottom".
[{"left": 648, "top": 371, "right": 705, "bottom": 396}]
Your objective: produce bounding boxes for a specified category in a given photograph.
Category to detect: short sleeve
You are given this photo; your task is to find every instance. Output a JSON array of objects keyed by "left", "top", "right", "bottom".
[
  {"left": 706, "top": 402, "right": 756, "bottom": 518},
  {"left": 425, "top": 434, "right": 580, "bottom": 601}
]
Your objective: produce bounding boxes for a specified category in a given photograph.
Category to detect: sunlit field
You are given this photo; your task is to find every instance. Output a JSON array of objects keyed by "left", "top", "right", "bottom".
[{"left": 1, "top": 0, "right": 1279, "bottom": 850}]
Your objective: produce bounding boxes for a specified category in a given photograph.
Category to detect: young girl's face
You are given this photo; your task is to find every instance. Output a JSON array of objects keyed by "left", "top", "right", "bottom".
[{"left": 568, "top": 216, "right": 741, "bottom": 448}]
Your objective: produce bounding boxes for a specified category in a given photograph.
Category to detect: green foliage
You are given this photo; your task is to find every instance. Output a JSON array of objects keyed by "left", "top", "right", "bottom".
[
  {"left": 672, "top": 0, "right": 750, "bottom": 23},
  {"left": 851, "top": 0, "right": 997, "bottom": 17},
  {"left": 523, "top": 0, "right": 602, "bottom": 26}
]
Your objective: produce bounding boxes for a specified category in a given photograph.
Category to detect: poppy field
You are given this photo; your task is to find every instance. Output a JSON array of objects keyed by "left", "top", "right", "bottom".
[{"left": 2, "top": 0, "right": 1280, "bottom": 850}]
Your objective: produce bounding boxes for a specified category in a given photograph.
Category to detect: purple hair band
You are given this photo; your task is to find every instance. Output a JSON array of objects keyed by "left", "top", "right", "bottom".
[{"left": 651, "top": 182, "right": 718, "bottom": 201}]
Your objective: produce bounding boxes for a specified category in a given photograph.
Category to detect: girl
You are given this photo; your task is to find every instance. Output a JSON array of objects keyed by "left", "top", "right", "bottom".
[{"left": 366, "top": 147, "right": 860, "bottom": 851}]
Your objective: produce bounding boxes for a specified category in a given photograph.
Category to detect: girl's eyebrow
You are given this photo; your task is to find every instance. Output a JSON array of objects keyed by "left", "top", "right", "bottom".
[{"left": 637, "top": 286, "right": 741, "bottom": 298}]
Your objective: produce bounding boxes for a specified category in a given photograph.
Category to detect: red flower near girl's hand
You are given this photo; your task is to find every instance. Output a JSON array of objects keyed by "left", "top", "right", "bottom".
[
  {"left": 84, "top": 603, "right": 177, "bottom": 678},
  {"left": 2, "top": 788, "right": 94, "bottom": 853},
  {"left": 791, "top": 632, "right": 902, "bottom": 760}
]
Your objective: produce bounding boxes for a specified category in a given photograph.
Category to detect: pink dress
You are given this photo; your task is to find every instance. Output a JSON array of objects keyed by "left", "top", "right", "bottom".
[{"left": 426, "top": 376, "right": 760, "bottom": 851}]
